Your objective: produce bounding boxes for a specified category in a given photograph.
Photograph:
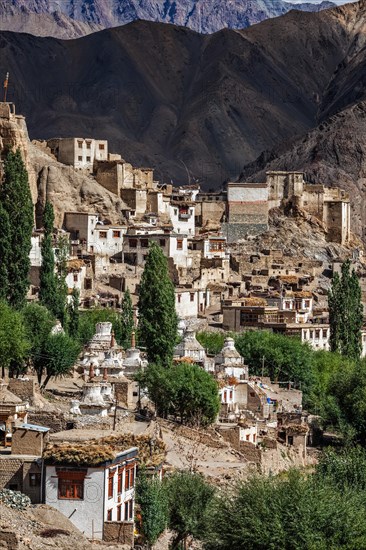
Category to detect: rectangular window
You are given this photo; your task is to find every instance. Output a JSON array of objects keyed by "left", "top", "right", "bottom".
[
  {"left": 86, "top": 156, "right": 91, "bottom": 162},
  {"left": 58, "top": 475, "right": 84, "bottom": 500},
  {"left": 304, "top": 300, "right": 310, "bottom": 308},
  {"left": 99, "top": 231, "right": 107, "bottom": 239},
  {"left": 124, "top": 500, "right": 133, "bottom": 521},
  {"left": 177, "top": 294, "right": 181, "bottom": 304},
  {"left": 117, "top": 504, "right": 122, "bottom": 521},
  {"left": 141, "top": 239, "right": 149, "bottom": 248},
  {"left": 99, "top": 144, "right": 105, "bottom": 150},
  {"left": 177, "top": 239, "right": 183, "bottom": 250},
  {"left": 107, "top": 509, "right": 112, "bottom": 521},
  {"left": 246, "top": 434, "right": 250, "bottom": 441},
  {"left": 113, "top": 231, "right": 121, "bottom": 238},
  {"left": 29, "top": 473, "right": 41, "bottom": 487},
  {"left": 129, "top": 239, "right": 137, "bottom": 248},
  {"left": 84, "top": 278, "right": 92, "bottom": 290},
  {"left": 86, "top": 142, "right": 91, "bottom": 149},
  {"left": 108, "top": 470, "right": 114, "bottom": 499},
  {"left": 323, "top": 329, "right": 327, "bottom": 338},
  {"left": 125, "top": 466, "right": 135, "bottom": 491},
  {"left": 315, "top": 330, "right": 320, "bottom": 339},
  {"left": 229, "top": 390, "right": 233, "bottom": 400},
  {"left": 73, "top": 273, "right": 78, "bottom": 282},
  {"left": 190, "top": 293, "right": 195, "bottom": 302},
  {"left": 118, "top": 468, "right": 123, "bottom": 494},
  {"left": 160, "top": 239, "right": 166, "bottom": 247},
  {"left": 78, "top": 156, "right": 82, "bottom": 161},
  {"left": 77, "top": 141, "right": 83, "bottom": 149}
]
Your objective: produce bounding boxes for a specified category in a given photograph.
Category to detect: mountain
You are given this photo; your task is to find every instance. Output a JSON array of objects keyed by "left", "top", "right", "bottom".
[
  {"left": 0, "top": 2, "right": 363, "bottom": 187},
  {"left": 0, "top": 0, "right": 335, "bottom": 38}
]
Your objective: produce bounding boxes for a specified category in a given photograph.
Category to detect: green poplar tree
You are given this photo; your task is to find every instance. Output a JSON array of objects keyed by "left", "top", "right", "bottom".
[
  {"left": 39, "top": 201, "right": 58, "bottom": 312},
  {"left": 138, "top": 242, "right": 178, "bottom": 365},
  {"left": 54, "top": 234, "right": 69, "bottom": 326},
  {"left": 136, "top": 470, "right": 168, "bottom": 548},
  {"left": 121, "top": 288, "right": 134, "bottom": 348},
  {"left": 0, "top": 149, "right": 33, "bottom": 308},
  {"left": 328, "top": 260, "right": 363, "bottom": 360},
  {"left": 0, "top": 203, "right": 10, "bottom": 301},
  {"left": 67, "top": 287, "right": 80, "bottom": 336}
]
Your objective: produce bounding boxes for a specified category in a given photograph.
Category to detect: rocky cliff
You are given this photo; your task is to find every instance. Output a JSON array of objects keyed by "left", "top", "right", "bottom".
[{"left": 0, "top": 0, "right": 335, "bottom": 38}]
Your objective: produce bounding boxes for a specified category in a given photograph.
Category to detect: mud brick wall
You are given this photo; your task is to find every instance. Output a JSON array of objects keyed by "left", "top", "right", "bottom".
[
  {"left": 8, "top": 379, "right": 38, "bottom": 403},
  {"left": 27, "top": 411, "right": 67, "bottom": 433},
  {"left": 103, "top": 521, "right": 134, "bottom": 546}
]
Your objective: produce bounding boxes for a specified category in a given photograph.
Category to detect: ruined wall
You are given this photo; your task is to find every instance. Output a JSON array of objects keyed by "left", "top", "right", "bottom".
[
  {"left": 95, "top": 161, "right": 122, "bottom": 195},
  {"left": 27, "top": 411, "right": 67, "bottom": 433},
  {"left": 8, "top": 379, "right": 38, "bottom": 404}
]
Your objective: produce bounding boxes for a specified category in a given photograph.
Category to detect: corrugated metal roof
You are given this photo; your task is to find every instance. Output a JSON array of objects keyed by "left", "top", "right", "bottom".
[{"left": 16, "top": 423, "right": 50, "bottom": 433}]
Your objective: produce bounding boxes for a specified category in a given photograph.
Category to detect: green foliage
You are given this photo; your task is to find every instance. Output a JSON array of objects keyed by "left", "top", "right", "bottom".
[
  {"left": 328, "top": 260, "right": 363, "bottom": 360},
  {"left": 164, "top": 471, "right": 215, "bottom": 548},
  {"left": 53, "top": 234, "right": 69, "bottom": 326},
  {"left": 120, "top": 289, "right": 134, "bottom": 348},
  {"left": 39, "top": 201, "right": 58, "bottom": 314},
  {"left": 196, "top": 332, "right": 226, "bottom": 355},
  {"left": 0, "top": 301, "right": 29, "bottom": 377},
  {"left": 138, "top": 242, "right": 178, "bottom": 365},
  {"left": 0, "top": 203, "right": 10, "bottom": 301},
  {"left": 316, "top": 446, "right": 366, "bottom": 491},
  {"left": 67, "top": 288, "right": 80, "bottom": 337},
  {"left": 204, "top": 468, "right": 366, "bottom": 550},
  {"left": 0, "top": 149, "right": 33, "bottom": 308},
  {"left": 78, "top": 308, "right": 122, "bottom": 346},
  {"left": 34, "top": 332, "right": 81, "bottom": 388},
  {"left": 136, "top": 470, "right": 168, "bottom": 546},
  {"left": 235, "top": 331, "right": 314, "bottom": 390},
  {"left": 137, "top": 362, "right": 220, "bottom": 425}
]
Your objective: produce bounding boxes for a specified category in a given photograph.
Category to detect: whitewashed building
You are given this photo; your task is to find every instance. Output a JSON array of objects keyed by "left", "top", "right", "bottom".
[{"left": 45, "top": 446, "right": 137, "bottom": 541}]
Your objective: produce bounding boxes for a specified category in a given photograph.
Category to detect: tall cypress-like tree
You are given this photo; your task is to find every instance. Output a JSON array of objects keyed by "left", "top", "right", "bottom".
[
  {"left": 138, "top": 242, "right": 178, "bottom": 365},
  {"left": 0, "top": 149, "right": 33, "bottom": 308},
  {"left": 54, "top": 234, "right": 69, "bottom": 326},
  {"left": 67, "top": 287, "right": 80, "bottom": 337},
  {"left": 39, "top": 201, "right": 58, "bottom": 312},
  {"left": 121, "top": 288, "right": 134, "bottom": 348},
  {"left": 0, "top": 203, "right": 11, "bottom": 301},
  {"left": 328, "top": 260, "right": 363, "bottom": 360}
]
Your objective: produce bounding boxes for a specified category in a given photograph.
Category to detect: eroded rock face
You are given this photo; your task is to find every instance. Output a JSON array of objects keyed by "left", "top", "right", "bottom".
[{"left": 29, "top": 142, "right": 125, "bottom": 228}]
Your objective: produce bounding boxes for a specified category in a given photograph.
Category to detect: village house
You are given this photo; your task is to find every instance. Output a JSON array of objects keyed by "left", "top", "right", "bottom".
[
  {"left": 47, "top": 137, "right": 108, "bottom": 170},
  {"left": 44, "top": 439, "right": 138, "bottom": 543}
]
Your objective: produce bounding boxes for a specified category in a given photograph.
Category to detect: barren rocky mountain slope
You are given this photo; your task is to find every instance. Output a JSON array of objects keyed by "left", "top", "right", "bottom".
[
  {"left": 0, "top": 0, "right": 335, "bottom": 38},
  {"left": 0, "top": 2, "right": 365, "bottom": 187}
]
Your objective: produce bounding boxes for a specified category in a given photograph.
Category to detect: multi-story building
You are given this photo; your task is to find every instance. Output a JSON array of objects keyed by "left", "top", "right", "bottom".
[
  {"left": 47, "top": 137, "right": 108, "bottom": 170},
  {"left": 45, "top": 443, "right": 138, "bottom": 542}
]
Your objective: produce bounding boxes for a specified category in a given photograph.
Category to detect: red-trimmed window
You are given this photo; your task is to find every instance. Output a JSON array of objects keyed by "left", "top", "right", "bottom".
[
  {"left": 118, "top": 468, "right": 123, "bottom": 494},
  {"left": 107, "top": 509, "right": 112, "bottom": 521},
  {"left": 58, "top": 471, "right": 85, "bottom": 500},
  {"left": 124, "top": 500, "right": 133, "bottom": 520},
  {"left": 108, "top": 470, "right": 115, "bottom": 499},
  {"left": 117, "top": 504, "right": 122, "bottom": 521},
  {"left": 124, "top": 465, "right": 135, "bottom": 491}
]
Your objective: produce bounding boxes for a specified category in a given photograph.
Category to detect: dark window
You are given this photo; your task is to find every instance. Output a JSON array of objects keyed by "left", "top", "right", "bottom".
[
  {"left": 117, "top": 504, "right": 122, "bottom": 521},
  {"left": 86, "top": 156, "right": 91, "bottom": 162},
  {"left": 86, "top": 142, "right": 91, "bottom": 149},
  {"left": 99, "top": 144, "right": 105, "bottom": 150},
  {"left": 113, "top": 231, "right": 121, "bottom": 238},
  {"left": 177, "top": 239, "right": 183, "bottom": 250},
  {"left": 159, "top": 239, "right": 166, "bottom": 247},
  {"left": 73, "top": 273, "right": 78, "bottom": 282},
  {"left": 141, "top": 239, "right": 149, "bottom": 248},
  {"left": 107, "top": 509, "right": 112, "bottom": 521},
  {"left": 99, "top": 231, "right": 107, "bottom": 239},
  {"left": 125, "top": 466, "right": 135, "bottom": 491},
  {"left": 177, "top": 294, "right": 181, "bottom": 303},
  {"left": 84, "top": 278, "right": 92, "bottom": 290},
  {"left": 78, "top": 156, "right": 82, "bottom": 161},
  {"left": 77, "top": 141, "right": 83, "bottom": 149},
  {"left": 124, "top": 500, "right": 133, "bottom": 520},
  {"left": 129, "top": 239, "right": 137, "bottom": 248},
  {"left": 190, "top": 293, "right": 194, "bottom": 302},
  {"left": 118, "top": 468, "right": 123, "bottom": 494}
]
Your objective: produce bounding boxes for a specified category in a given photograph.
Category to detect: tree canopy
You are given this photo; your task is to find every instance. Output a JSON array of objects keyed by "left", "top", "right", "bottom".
[
  {"left": 136, "top": 470, "right": 168, "bottom": 548},
  {"left": 0, "top": 149, "right": 34, "bottom": 308},
  {"left": 138, "top": 242, "right": 178, "bottom": 365},
  {"left": 120, "top": 289, "right": 134, "bottom": 348},
  {"left": 0, "top": 301, "right": 29, "bottom": 378},
  {"left": 137, "top": 362, "right": 220, "bottom": 425},
  {"left": 328, "top": 260, "right": 363, "bottom": 360}
]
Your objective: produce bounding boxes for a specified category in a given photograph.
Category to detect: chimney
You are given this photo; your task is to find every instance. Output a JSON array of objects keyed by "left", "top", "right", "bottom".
[
  {"left": 111, "top": 330, "right": 116, "bottom": 347},
  {"left": 131, "top": 330, "right": 136, "bottom": 349},
  {"left": 89, "top": 363, "right": 95, "bottom": 381}
]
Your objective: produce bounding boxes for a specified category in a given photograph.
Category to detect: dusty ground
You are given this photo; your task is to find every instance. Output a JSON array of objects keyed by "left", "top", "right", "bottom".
[{"left": 0, "top": 503, "right": 127, "bottom": 550}]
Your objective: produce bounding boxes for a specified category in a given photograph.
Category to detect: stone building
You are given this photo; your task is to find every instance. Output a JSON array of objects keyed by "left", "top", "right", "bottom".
[
  {"left": 47, "top": 137, "right": 108, "bottom": 170},
  {"left": 223, "top": 182, "right": 269, "bottom": 242}
]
